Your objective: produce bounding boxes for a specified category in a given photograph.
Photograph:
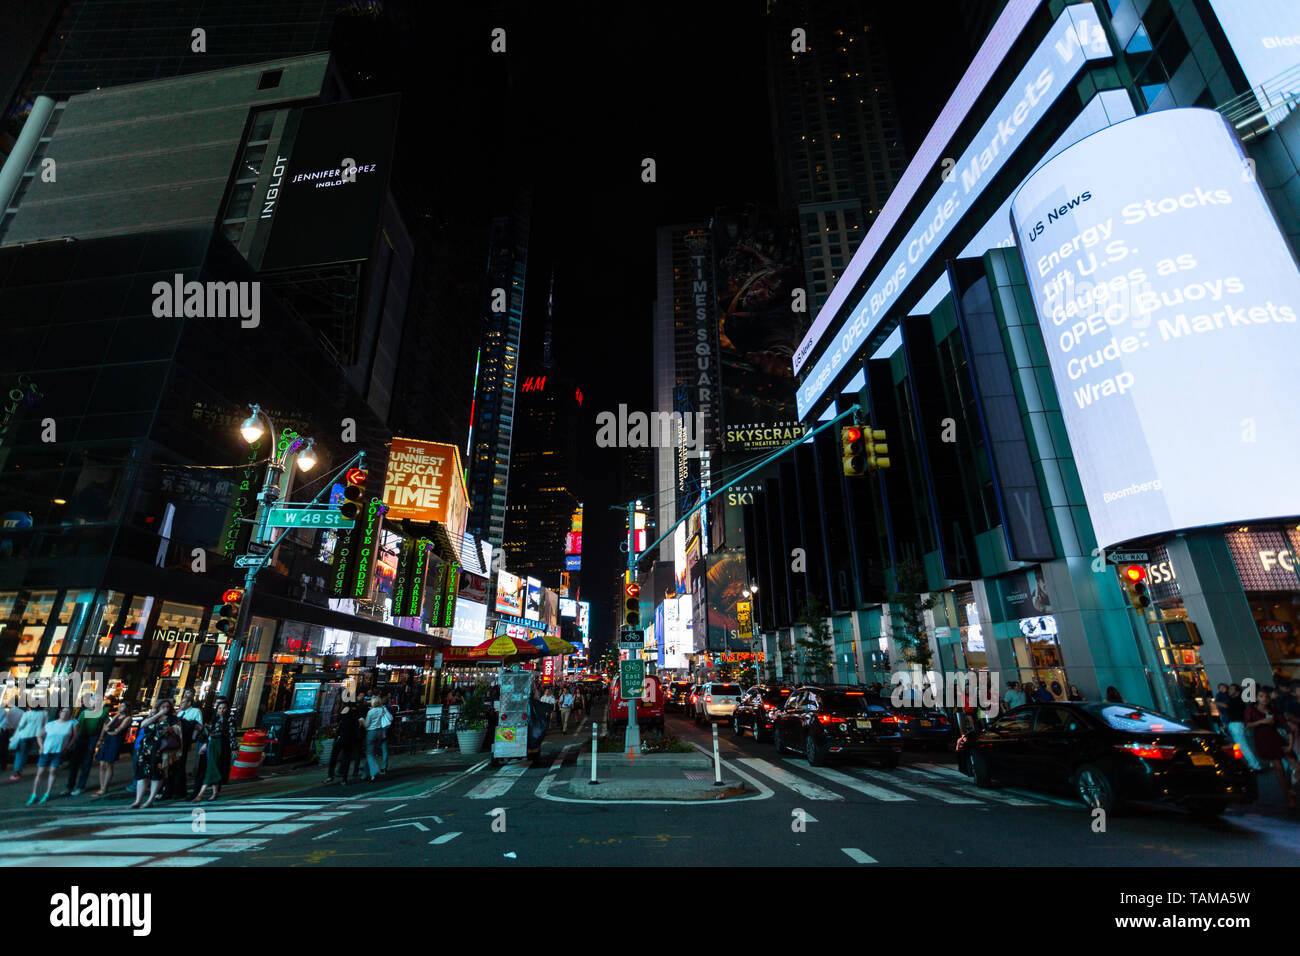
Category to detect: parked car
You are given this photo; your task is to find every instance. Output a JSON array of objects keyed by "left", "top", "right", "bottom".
[
  {"left": 955, "top": 702, "right": 1257, "bottom": 815},
  {"left": 772, "top": 684, "right": 902, "bottom": 767},
  {"left": 665, "top": 681, "right": 695, "bottom": 713},
  {"left": 607, "top": 674, "right": 665, "bottom": 733},
  {"left": 892, "top": 705, "right": 955, "bottom": 749},
  {"left": 732, "top": 684, "right": 794, "bottom": 742},
  {"left": 693, "top": 681, "right": 743, "bottom": 724}
]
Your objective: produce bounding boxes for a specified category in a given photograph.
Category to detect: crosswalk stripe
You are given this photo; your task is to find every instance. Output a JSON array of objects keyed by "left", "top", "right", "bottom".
[
  {"left": 852, "top": 767, "right": 981, "bottom": 804},
  {"left": 842, "top": 847, "right": 877, "bottom": 864},
  {"left": 801, "top": 764, "right": 913, "bottom": 802},
  {"left": 429, "top": 831, "right": 462, "bottom": 845},
  {"left": 912, "top": 763, "right": 1077, "bottom": 807},
  {"left": 898, "top": 767, "right": 1043, "bottom": 806},
  {"left": 736, "top": 758, "right": 844, "bottom": 800},
  {"left": 466, "top": 762, "right": 530, "bottom": 799},
  {"left": 912, "top": 762, "right": 973, "bottom": 782}
]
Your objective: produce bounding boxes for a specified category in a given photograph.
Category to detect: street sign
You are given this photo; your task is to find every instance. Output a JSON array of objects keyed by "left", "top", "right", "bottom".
[
  {"left": 1105, "top": 550, "right": 1149, "bottom": 565},
  {"left": 618, "top": 642, "right": 644, "bottom": 652},
  {"left": 620, "top": 659, "right": 645, "bottom": 699},
  {"left": 268, "top": 506, "right": 354, "bottom": 529},
  {"left": 234, "top": 554, "right": 267, "bottom": 569}
]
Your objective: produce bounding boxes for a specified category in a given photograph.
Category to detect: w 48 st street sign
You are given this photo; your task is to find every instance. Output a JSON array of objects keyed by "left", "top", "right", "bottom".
[{"left": 267, "top": 506, "right": 354, "bottom": 529}]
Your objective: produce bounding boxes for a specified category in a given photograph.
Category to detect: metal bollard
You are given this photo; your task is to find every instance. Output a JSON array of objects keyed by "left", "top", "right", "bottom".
[
  {"left": 589, "top": 721, "right": 599, "bottom": 786},
  {"left": 712, "top": 722, "right": 724, "bottom": 786}
]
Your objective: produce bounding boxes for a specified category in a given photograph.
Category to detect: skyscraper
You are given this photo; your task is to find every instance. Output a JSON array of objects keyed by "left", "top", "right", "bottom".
[
  {"left": 465, "top": 194, "right": 531, "bottom": 551},
  {"left": 502, "top": 370, "right": 582, "bottom": 588},
  {"left": 765, "top": 0, "right": 908, "bottom": 313}
]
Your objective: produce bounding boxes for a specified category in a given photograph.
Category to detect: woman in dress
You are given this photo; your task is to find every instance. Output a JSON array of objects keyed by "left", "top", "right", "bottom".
[
  {"left": 91, "top": 701, "right": 134, "bottom": 798},
  {"left": 192, "top": 697, "right": 236, "bottom": 803},
  {"left": 27, "top": 707, "right": 77, "bottom": 805},
  {"left": 1245, "top": 689, "right": 1300, "bottom": 810},
  {"left": 129, "top": 700, "right": 180, "bottom": 809}
]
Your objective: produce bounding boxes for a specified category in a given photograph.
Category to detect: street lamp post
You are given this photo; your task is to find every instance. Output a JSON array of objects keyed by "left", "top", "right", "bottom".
[
  {"left": 743, "top": 583, "right": 761, "bottom": 686},
  {"left": 218, "top": 404, "right": 320, "bottom": 719}
]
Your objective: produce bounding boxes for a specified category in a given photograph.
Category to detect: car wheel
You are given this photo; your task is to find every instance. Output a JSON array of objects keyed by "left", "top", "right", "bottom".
[
  {"left": 733, "top": 717, "right": 744, "bottom": 738},
  {"left": 971, "top": 750, "right": 994, "bottom": 788},
  {"left": 805, "top": 734, "right": 825, "bottom": 766},
  {"left": 773, "top": 726, "right": 786, "bottom": 754},
  {"left": 878, "top": 751, "right": 900, "bottom": 769},
  {"left": 1073, "top": 763, "right": 1115, "bottom": 812}
]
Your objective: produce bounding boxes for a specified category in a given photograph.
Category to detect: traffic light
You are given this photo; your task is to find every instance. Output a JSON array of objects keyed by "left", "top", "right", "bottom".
[
  {"left": 624, "top": 581, "right": 641, "bottom": 628},
  {"left": 340, "top": 467, "right": 367, "bottom": 520},
  {"left": 1121, "top": 565, "right": 1151, "bottom": 612},
  {"left": 864, "top": 428, "right": 890, "bottom": 471},
  {"left": 215, "top": 588, "right": 244, "bottom": 635},
  {"left": 841, "top": 426, "right": 866, "bottom": 476}
]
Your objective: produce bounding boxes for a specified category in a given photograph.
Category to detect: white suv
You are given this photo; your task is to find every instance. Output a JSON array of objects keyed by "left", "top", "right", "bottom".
[{"left": 694, "top": 682, "right": 743, "bottom": 724}]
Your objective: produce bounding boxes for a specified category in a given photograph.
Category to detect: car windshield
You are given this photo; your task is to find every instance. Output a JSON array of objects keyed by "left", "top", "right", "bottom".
[
  {"left": 1100, "top": 706, "right": 1192, "bottom": 734},
  {"left": 824, "top": 691, "right": 883, "bottom": 715},
  {"left": 710, "top": 684, "right": 740, "bottom": 695}
]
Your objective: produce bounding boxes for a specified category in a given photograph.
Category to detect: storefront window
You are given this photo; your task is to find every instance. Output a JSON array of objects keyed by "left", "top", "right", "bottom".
[{"left": 1250, "top": 595, "right": 1300, "bottom": 680}]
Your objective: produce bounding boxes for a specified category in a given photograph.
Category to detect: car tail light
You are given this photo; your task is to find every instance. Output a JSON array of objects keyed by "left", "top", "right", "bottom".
[
  {"left": 817, "top": 715, "right": 845, "bottom": 724},
  {"left": 937, "top": 717, "right": 948, "bottom": 725},
  {"left": 1228, "top": 743, "right": 1244, "bottom": 761},
  {"left": 705, "top": 695, "right": 712, "bottom": 702},
  {"left": 762, "top": 702, "right": 775, "bottom": 710},
  {"left": 1118, "top": 742, "right": 1177, "bottom": 760},
  {"left": 897, "top": 715, "right": 912, "bottom": 724},
  {"left": 879, "top": 715, "right": 898, "bottom": 725}
]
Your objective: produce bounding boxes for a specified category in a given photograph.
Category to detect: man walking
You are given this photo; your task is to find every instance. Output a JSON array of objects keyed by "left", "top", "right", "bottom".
[
  {"left": 1223, "top": 683, "right": 1264, "bottom": 771},
  {"left": 63, "top": 692, "right": 105, "bottom": 797},
  {"left": 559, "top": 686, "right": 575, "bottom": 733}
]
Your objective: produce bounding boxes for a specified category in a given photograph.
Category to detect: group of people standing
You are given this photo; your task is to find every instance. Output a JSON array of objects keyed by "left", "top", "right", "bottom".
[
  {"left": 324, "top": 694, "right": 396, "bottom": 785},
  {"left": 2, "top": 689, "right": 238, "bottom": 808},
  {"left": 1215, "top": 681, "right": 1300, "bottom": 809}
]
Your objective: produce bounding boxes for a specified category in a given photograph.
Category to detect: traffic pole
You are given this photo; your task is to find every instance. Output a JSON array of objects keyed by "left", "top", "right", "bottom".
[
  {"left": 711, "top": 722, "right": 723, "bottom": 786},
  {"left": 590, "top": 721, "right": 599, "bottom": 786}
]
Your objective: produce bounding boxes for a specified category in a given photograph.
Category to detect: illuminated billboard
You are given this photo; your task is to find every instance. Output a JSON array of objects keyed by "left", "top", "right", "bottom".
[
  {"left": 495, "top": 571, "right": 525, "bottom": 616},
  {"left": 1010, "top": 108, "right": 1300, "bottom": 547},
  {"left": 1208, "top": 1, "right": 1300, "bottom": 101},
  {"left": 795, "top": 4, "right": 1111, "bottom": 417},
  {"left": 577, "top": 601, "right": 590, "bottom": 641},
  {"left": 559, "top": 598, "right": 577, "bottom": 618},
  {"left": 525, "top": 577, "right": 543, "bottom": 621},
  {"left": 382, "top": 438, "right": 468, "bottom": 536},
  {"left": 450, "top": 598, "right": 488, "bottom": 647},
  {"left": 256, "top": 94, "right": 400, "bottom": 272}
]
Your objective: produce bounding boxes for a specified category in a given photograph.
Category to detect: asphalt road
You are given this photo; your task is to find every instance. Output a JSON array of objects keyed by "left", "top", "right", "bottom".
[{"left": 2, "top": 709, "right": 1297, "bottom": 867}]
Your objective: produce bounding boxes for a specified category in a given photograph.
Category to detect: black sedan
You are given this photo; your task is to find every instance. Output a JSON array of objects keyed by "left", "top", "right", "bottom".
[
  {"left": 772, "top": 684, "right": 903, "bottom": 767},
  {"left": 664, "top": 681, "right": 694, "bottom": 713},
  {"left": 892, "top": 706, "right": 955, "bottom": 749},
  {"left": 731, "top": 684, "right": 793, "bottom": 742},
  {"left": 956, "top": 702, "right": 1257, "bottom": 815}
]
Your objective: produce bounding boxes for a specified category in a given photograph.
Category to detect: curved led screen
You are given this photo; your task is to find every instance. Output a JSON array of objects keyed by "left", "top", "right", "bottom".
[{"left": 1011, "top": 109, "right": 1300, "bottom": 547}]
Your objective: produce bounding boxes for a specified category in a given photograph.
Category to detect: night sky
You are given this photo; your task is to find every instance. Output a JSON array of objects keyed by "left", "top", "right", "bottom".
[{"left": 360, "top": 1, "right": 974, "bottom": 655}]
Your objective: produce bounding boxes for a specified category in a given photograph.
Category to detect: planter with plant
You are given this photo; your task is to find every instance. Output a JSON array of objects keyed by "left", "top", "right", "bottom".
[{"left": 456, "top": 683, "right": 490, "bottom": 754}]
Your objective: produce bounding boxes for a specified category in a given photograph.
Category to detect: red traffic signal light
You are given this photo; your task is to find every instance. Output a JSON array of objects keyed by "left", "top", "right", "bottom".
[
  {"left": 340, "top": 467, "right": 367, "bottom": 520},
  {"left": 625, "top": 582, "right": 640, "bottom": 597},
  {"left": 215, "top": 588, "right": 244, "bottom": 635},
  {"left": 1123, "top": 565, "right": 1146, "bottom": 583},
  {"left": 842, "top": 426, "right": 866, "bottom": 476}
]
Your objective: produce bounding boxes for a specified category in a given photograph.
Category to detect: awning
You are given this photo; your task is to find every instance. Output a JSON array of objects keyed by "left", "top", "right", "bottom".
[{"left": 251, "top": 592, "right": 449, "bottom": 646}]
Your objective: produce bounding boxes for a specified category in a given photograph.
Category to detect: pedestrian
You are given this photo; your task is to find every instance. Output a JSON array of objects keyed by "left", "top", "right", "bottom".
[
  {"left": 27, "top": 706, "right": 77, "bottom": 805},
  {"left": 1032, "top": 681, "right": 1054, "bottom": 703},
  {"left": 328, "top": 700, "right": 364, "bottom": 785},
  {"left": 62, "top": 692, "right": 106, "bottom": 797},
  {"left": 172, "top": 689, "right": 204, "bottom": 799},
  {"left": 92, "top": 702, "right": 133, "bottom": 798},
  {"left": 1213, "top": 683, "right": 1232, "bottom": 732},
  {"left": 1286, "top": 684, "right": 1300, "bottom": 763},
  {"left": 363, "top": 695, "right": 392, "bottom": 781},
  {"left": 1221, "top": 683, "right": 1264, "bottom": 770},
  {"left": 1002, "top": 681, "right": 1024, "bottom": 711},
  {"left": 1104, "top": 685, "right": 1124, "bottom": 703},
  {"left": 1067, "top": 684, "right": 1084, "bottom": 702},
  {"left": 129, "top": 700, "right": 181, "bottom": 809},
  {"left": 192, "top": 697, "right": 237, "bottom": 803},
  {"left": 8, "top": 704, "right": 46, "bottom": 780},
  {"left": 381, "top": 693, "right": 398, "bottom": 774},
  {"left": 559, "top": 686, "right": 575, "bottom": 733},
  {"left": 0, "top": 699, "right": 21, "bottom": 760},
  {"left": 1245, "top": 689, "right": 1299, "bottom": 809}
]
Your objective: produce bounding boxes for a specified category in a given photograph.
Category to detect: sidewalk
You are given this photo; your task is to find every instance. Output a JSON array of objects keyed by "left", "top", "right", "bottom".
[{"left": 0, "top": 744, "right": 484, "bottom": 814}]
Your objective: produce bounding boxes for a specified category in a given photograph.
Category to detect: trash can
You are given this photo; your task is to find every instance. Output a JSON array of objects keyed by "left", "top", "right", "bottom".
[{"left": 229, "top": 729, "right": 270, "bottom": 781}]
